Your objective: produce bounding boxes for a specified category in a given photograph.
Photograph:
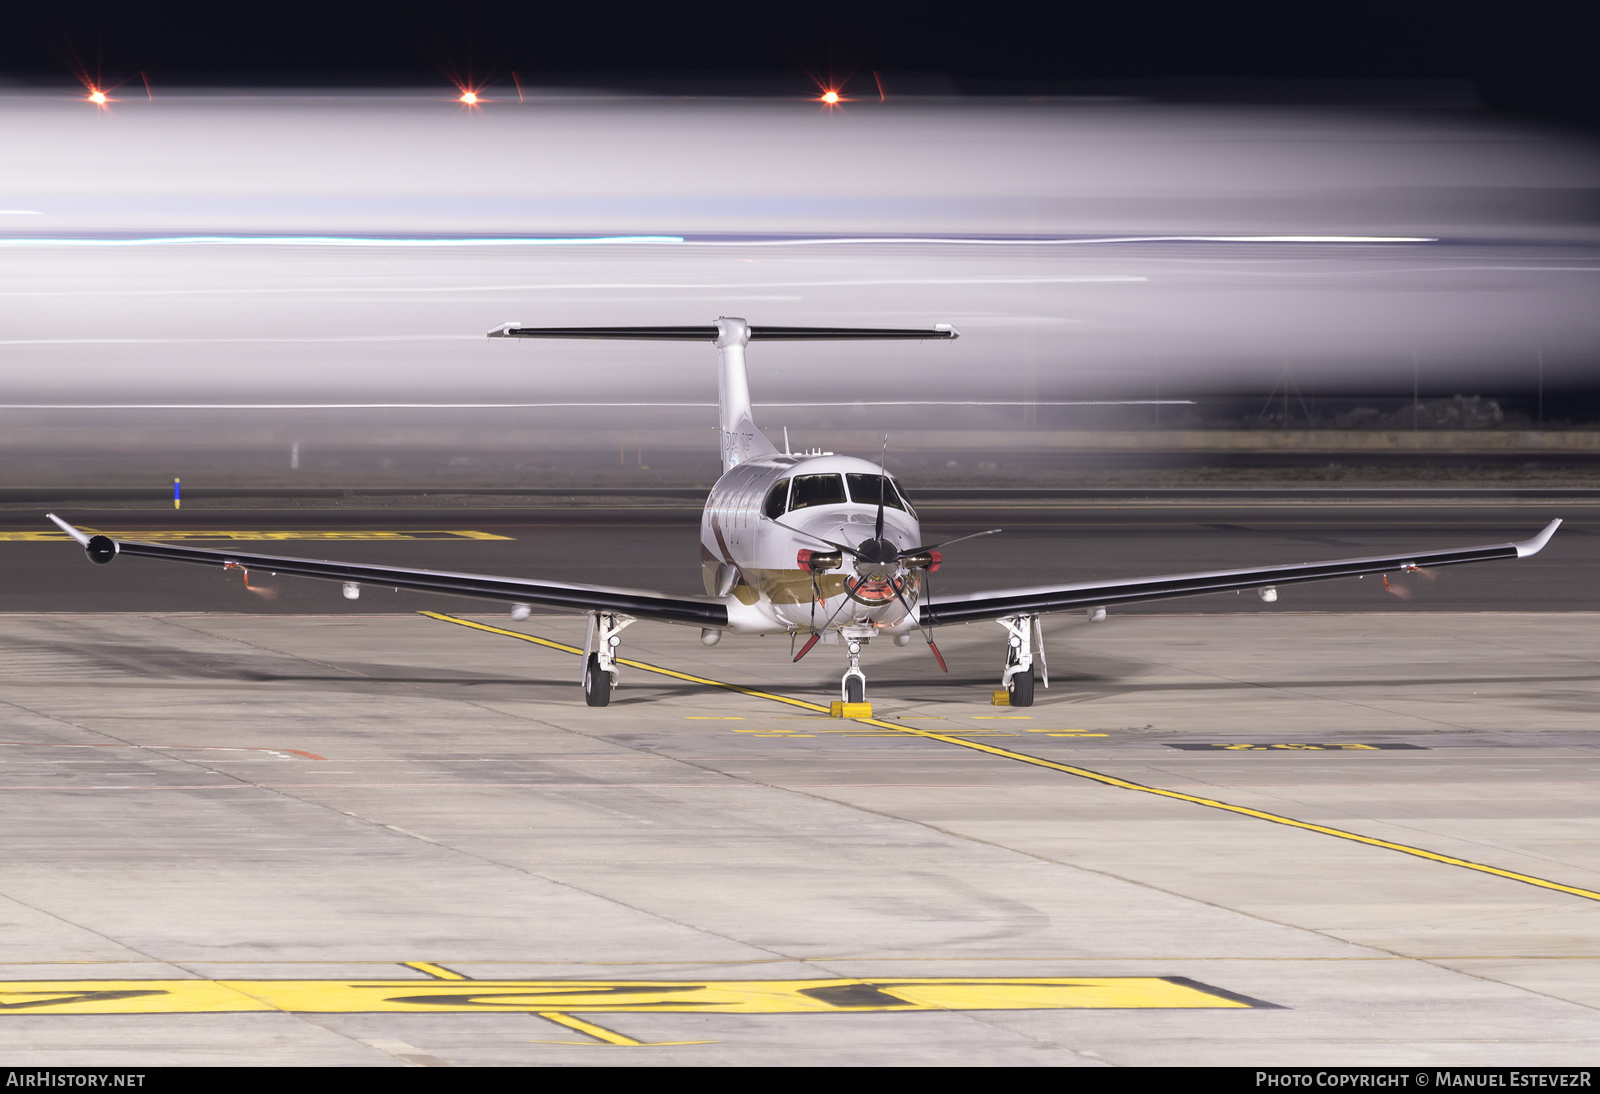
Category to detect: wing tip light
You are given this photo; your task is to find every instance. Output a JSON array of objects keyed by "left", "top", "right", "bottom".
[
  {"left": 487, "top": 322, "right": 522, "bottom": 338},
  {"left": 1514, "top": 518, "right": 1562, "bottom": 558}
]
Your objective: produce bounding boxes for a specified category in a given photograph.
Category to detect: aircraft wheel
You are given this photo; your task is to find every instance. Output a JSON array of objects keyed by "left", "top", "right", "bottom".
[
  {"left": 583, "top": 653, "right": 612, "bottom": 707},
  {"left": 1008, "top": 668, "right": 1035, "bottom": 708},
  {"left": 844, "top": 675, "right": 865, "bottom": 704}
]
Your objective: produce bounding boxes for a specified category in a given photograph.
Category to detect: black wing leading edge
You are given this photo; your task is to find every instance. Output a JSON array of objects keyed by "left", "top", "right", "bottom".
[
  {"left": 44, "top": 515, "right": 728, "bottom": 628},
  {"left": 919, "top": 520, "right": 1562, "bottom": 626}
]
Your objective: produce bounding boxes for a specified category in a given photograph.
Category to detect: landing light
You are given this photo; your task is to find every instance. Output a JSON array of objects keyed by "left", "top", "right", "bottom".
[
  {"left": 459, "top": 91, "right": 479, "bottom": 105},
  {"left": 88, "top": 90, "right": 107, "bottom": 105},
  {"left": 820, "top": 90, "right": 840, "bottom": 104}
]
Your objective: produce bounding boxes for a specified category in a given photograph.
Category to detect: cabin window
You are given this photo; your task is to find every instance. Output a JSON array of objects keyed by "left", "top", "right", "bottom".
[
  {"left": 763, "top": 479, "right": 790, "bottom": 519},
  {"left": 845, "top": 474, "right": 911, "bottom": 514},
  {"left": 789, "top": 473, "right": 846, "bottom": 511}
]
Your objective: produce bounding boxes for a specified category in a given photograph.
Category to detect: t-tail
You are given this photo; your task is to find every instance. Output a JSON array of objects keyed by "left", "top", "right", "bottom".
[
  {"left": 488, "top": 317, "right": 959, "bottom": 473},
  {"left": 713, "top": 318, "right": 774, "bottom": 471}
]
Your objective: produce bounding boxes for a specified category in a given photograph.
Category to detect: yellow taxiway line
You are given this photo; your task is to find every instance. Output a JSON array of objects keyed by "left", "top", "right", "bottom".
[{"left": 422, "top": 611, "right": 1600, "bottom": 905}]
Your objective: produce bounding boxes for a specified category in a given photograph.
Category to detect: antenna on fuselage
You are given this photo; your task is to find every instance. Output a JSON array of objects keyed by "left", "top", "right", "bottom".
[{"left": 487, "top": 319, "right": 959, "bottom": 474}]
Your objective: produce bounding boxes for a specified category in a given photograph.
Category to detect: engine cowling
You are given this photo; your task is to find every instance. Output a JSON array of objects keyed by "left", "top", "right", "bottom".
[{"left": 797, "top": 548, "right": 842, "bottom": 573}]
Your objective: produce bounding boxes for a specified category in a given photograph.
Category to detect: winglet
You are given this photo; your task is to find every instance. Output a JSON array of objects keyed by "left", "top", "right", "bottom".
[
  {"left": 1513, "top": 518, "right": 1562, "bottom": 558},
  {"left": 45, "top": 513, "right": 92, "bottom": 546}
]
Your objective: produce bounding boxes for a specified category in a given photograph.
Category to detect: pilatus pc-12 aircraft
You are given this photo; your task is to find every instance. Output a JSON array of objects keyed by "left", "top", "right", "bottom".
[{"left": 48, "top": 318, "right": 1561, "bottom": 709}]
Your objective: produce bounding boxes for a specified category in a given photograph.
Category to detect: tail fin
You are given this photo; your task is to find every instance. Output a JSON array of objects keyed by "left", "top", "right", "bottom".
[
  {"left": 714, "top": 317, "right": 777, "bottom": 471},
  {"left": 488, "top": 319, "right": 959, "bottom": 473}
]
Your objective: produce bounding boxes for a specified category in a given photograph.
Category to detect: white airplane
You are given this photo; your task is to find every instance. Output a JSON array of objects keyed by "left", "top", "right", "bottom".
[{"left": 47, "top": 317, "right": 1561, "bottom": 710}]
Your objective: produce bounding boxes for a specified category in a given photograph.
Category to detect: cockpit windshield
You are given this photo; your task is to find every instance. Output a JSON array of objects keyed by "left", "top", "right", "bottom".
[
  {"left": 789, "top": 473, "right": 847, "bottom": 511},
  {"left": 845, "top": 473, "right": 912, "bottom": 514}
]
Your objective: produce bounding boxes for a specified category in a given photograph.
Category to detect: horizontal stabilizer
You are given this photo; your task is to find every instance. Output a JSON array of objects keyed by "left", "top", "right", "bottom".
[{"left": 488, "top": 323, "right": 958, "bottom": 341}]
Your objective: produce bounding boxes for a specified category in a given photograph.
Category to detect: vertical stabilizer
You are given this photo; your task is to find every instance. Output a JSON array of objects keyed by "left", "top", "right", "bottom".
[{"left": 715, "top": 317, "right": 779, "bottom": 472}]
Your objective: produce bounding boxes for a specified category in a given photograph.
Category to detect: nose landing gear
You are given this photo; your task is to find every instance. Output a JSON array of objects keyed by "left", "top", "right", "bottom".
[
  {"left": 842, "top": 637, "right": 867, "bottom": 703},
  {"left": 835, "top": 624, "right": 878, "bottom": 711}
]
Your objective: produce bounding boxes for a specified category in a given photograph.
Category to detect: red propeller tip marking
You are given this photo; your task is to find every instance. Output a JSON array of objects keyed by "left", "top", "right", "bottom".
[{"left": 793, "top": 634, "right": 822, "bottom": 662}]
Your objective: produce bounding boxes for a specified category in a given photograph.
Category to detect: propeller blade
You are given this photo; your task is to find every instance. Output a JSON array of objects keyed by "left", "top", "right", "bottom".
[
  {"left": 772, "top": 520, "right": 859, "bottom": 557},
  {"left": 891, "top": 574, "right": 947, "bottom": 673},
  {"left": 792, "top": 633, "right": 822, "bottom": 662},
  {"left": 896, "top": 528, "right": 1002, "bottom": 559},
  {"left": 875, "top": 435, "right": 888, "bottom": 541}
]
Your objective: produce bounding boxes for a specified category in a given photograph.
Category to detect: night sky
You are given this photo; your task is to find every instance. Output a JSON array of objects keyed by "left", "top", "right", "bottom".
[{"left": 2, "top": 1, "right": 1595, "bottom": 131}]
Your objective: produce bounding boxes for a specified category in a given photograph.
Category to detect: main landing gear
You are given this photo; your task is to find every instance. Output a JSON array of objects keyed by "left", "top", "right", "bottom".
[
  {"left": 582, "top": 612, "right": 635, "bottom": 707},
  {"left": 998, "top": 614, "right": 1047, "bottom": 707}
]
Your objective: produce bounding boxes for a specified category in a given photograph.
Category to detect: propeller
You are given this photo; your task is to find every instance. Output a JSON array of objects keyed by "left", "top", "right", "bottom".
[{"left": 793, "top": 574, "right": 872, "bottom": 662}]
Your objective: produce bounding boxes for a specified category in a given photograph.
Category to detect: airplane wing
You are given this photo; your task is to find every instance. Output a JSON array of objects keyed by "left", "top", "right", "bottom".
[
  {"left": 45, "top": 514, "right": 728, "bottom": 628},
  {"left": 918, "top": 519, "right": 1562, "bottom": 626}
]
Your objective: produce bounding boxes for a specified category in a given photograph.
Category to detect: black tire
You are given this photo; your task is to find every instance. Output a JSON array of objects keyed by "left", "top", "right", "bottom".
[
  {"left": 583, "top": 653, "right": 612, "bottom": 707},
  {"left": 1008, "top": 667, "right": 1035, "bottom": 708},
  {"left": 844, "top": 675, "right": 865, "bottom": 704}
]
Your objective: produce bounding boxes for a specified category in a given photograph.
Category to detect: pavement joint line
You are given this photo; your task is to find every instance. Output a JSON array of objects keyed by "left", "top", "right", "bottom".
[{"left": 423, "top": 611, "right": 1600, "bottom": 906}]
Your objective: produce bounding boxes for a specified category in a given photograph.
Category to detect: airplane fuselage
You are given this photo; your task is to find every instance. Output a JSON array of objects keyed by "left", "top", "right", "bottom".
[{"left": 700, "top": 453, "right": 924, "bottom": 637}]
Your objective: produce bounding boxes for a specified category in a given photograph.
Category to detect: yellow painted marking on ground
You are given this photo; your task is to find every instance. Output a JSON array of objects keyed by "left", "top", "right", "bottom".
[
  {"left": 0, "top": 530, "right": 512, "bottom": 542},
  {"left": 420, "top": 613, "right": 833, "bottom": 714},
  {"left": 1029, "top": 731, "right": 1110, "bottom": 738},
  {"left": 423, "top": 613, "right": 1600, "bottom": 905},
  {"left": 532, "top": 1011, "right": 716, "bottom": 1046},
  {"left": 0, "top": 981, "right": 266, "bottom": 1014},
  {"left": 0, "top": 977, "right": 1261, "bottom": 1014},
  {"left": 403, "top": 962, "right": 469, "bottom": 980},
  {"left": 1213, "top": 743, "right": 1388, "bottom": 751}
]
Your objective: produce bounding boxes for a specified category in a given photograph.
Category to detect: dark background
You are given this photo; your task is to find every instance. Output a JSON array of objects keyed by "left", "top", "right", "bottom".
[{"left": 2, "top": 1, "right": 1596, "bottom": 132}]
